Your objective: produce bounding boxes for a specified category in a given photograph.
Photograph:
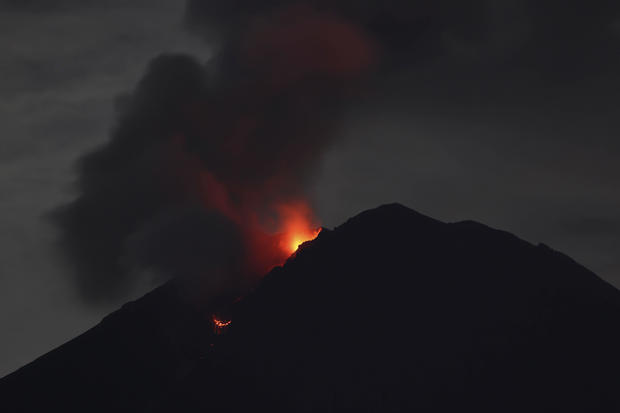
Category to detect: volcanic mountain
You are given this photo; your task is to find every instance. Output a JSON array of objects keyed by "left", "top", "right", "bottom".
[{"left": 2, "top": 204, "right": 620, "bottom": 412}]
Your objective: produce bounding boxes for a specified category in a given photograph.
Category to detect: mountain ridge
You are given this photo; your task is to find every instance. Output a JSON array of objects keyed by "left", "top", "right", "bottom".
[{"left": 2, "top": 203, "right": 620, "bottom": 412}]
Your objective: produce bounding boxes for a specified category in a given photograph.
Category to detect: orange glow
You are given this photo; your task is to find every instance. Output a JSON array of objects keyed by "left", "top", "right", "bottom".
[
  {"left": 212, "top": 317, "right": 231, "bottom": 328},
  {"left": 190, "top": 163, "right": 322, "bottom": 274},
  {"left": 276, "top": 201, "right": 321, "bottom": 255},
  {"left": 212, "top": 314, "right": 232, "bottom": 335},
  {"left": 286, "top": 228, "right": 321, "bottom": 254}
]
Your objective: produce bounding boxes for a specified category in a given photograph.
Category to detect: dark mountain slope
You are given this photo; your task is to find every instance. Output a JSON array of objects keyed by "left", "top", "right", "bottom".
[
  {"left": 3, "top": 203, "right": 620, "bottom": 412},
  {"left": 0, "top": 284, "right": 215, "bottom": 412}
]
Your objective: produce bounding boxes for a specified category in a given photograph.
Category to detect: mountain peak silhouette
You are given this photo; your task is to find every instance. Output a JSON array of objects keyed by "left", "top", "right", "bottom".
[{"left": 3, "top": 203, "right": 620, "bottom": 412}]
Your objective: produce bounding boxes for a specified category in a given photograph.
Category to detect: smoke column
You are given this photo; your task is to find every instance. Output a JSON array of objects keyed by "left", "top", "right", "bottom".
[
  {"left": 58, "top": 0, "right": 605, "bottom": 301},
  {"left": 53, "top": 3, "right": 378, "bottom": 302}
]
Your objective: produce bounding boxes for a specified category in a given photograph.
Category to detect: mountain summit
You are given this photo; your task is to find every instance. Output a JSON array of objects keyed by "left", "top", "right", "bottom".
[{"left": 3, "top": 203, "right": 620, "bottom": 412}]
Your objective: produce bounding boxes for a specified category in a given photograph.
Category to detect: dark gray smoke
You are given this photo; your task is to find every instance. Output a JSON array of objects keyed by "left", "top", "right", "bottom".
[
  {"left": 54, "top": 0, "right": 620, "bottom": 302},
  {"left": 53, "top": 3, "right": 377, "bottom": 302}
]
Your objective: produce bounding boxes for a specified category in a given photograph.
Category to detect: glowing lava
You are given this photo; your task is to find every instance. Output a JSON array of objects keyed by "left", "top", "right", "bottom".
[
  {"left": 285, "top": 228, "right": 321, "bottom": 254},
  {"left": 194, "top": 168, "right": 322, "bottom": 273},
  {"left": 212, "top": 315, "right": 232, "bottom": 335},
  {"left": 212, "top": 317, "right": 231, "bottom": 328},
  {"left": 277, "top": 202, "right": 321, "bottom": 255}
]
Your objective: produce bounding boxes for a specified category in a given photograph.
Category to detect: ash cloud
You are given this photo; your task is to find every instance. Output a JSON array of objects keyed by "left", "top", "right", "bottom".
[
  {"left": 54, "top": 0, "right": 620, "bottom": 302},
  {"left": 186, "top": 0, "right": 620, "bottom": 91},
  {"left": 53, "top": 55, "right": 213, "bottom": 300},
  {"left": 185, "top": 0, "right": 489, "bottom": 63},
  {"left": 53, "top": 4, "right": 377, "bottom": 302}
]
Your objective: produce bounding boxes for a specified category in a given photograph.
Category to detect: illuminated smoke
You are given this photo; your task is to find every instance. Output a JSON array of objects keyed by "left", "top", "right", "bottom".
[{"left": 53, "top": 3, "right": 377, "bottom": 302}]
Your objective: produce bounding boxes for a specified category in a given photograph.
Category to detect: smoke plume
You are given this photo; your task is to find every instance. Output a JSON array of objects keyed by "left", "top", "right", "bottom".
[
  {"left": 55, "top": 0, "right": 620, "bottom": 302},
  {"left": 54, "top": 3, "right": 378, "bottom": 301}
]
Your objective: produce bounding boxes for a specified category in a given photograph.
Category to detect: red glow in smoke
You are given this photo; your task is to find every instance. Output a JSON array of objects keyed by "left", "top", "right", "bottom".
[
  {"left": 242, "top": 4, "right": 376, "bottom": 89},
  {"left": 190, "top": 162, "right": 320, "bottom": 275},
  {"left": 164, "top": 4, "right": 374, "bottom": 281},
  {"left": 224, "top": 195, "right": 321, "bottom": 276},
  {"left": 276, "top": 201, "right": 322, "bottom": 255}
]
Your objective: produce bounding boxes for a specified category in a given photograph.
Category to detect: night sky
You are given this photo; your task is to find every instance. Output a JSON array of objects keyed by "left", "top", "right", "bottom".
[{"left": 1, "top": 0, "right": 619, "bottom": 377}]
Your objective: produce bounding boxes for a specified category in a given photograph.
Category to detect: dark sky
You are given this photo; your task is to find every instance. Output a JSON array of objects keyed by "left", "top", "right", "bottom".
[{"left": 1, "top": 0, "right": 619, "bottom": 376}]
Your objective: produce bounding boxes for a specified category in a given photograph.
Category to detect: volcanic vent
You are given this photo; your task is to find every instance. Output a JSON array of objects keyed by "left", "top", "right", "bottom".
[{"left": 52, "top": 3, "right": 377, "bottom": 302}]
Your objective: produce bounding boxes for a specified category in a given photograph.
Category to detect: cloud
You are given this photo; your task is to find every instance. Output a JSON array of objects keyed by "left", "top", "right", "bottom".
[
  {"left": 0, "top": 0, "right": 204, "bottom": 375},
  {"left": 47, "top": 0, "right": 620, "bottom": 301},
  {"left": 53, "top": 5, "right": 378, "bottom": 301}
]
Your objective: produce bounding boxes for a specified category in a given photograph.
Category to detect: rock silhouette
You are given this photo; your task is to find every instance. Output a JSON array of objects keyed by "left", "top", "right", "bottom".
[{"left": 2, "top": 203, "right": 620, "bottom": 412}]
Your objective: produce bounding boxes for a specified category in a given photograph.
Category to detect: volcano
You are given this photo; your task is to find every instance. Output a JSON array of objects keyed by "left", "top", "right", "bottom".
[{"left": 2, "top": 204, "right": 620, "bottom": 412}]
